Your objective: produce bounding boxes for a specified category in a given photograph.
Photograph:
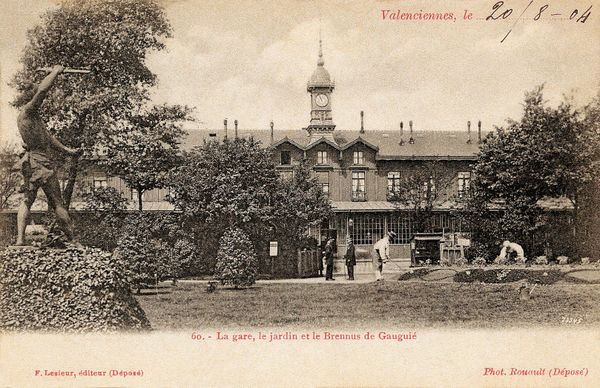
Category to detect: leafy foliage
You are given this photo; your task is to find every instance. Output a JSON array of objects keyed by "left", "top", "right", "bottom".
[
  {"left": 101, "top": 104, "right": 193, "bottom": 210},
  {"left": 74, "top": 186, "right": 129, "bottom": 251},
  {"left": 0, "top": 245, "right": 151, "bottom": 332},
  {"left": 81, "top": 185, "right": 129, "bottom": 212},
  {"left": 214, "top": 228, "right": 258, "bottom": 288},
  {"left": 169, "top": 138, "right": 279, "bottom": 226},
  {"left": 465, "top": 86, "right": 600, "bottom": 258},
  {"left": 168, "top": 139, "right": 330, "bottom": 276},
  {"left": 388, "top": 161, "right": 455, "bottom": 232},
  {"left": 577, "top": 92, "right": 600, "bottom": 257},
  {"left": 273, "top": 161, "right": 331, "bottom": 238},
  {"left": 168, "top": 138, "right": 279, "bottom": 271},
  {"left": 0, "top": 144, "right": 21, "bottom": 210},
  {"left": 9, "top": 0, "right": 180, "bottom": 206},
  {"left": 111, "top": 212, "right": 202, "bottom": 285},
  {"left": 114, "top": 213, "right": 188, "bottom": 290}
]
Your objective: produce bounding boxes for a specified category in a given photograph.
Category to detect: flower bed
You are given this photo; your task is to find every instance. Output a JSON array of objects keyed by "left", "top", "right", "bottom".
[
  {"left": 398, "top": 266, "right": 600, "bottom": 284},
  {"left": 453, "top": 268, "right": 562, "bottom": 284}
]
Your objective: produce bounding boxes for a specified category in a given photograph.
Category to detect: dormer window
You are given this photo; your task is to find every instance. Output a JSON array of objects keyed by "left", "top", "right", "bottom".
[
  {"left": 280, "top": 151, "right": 291, "bottom": 165},
  {"left": 317, "top": 151, "right": 328, "bottom": 165},
  {"left": 353, "top": 151, "right": 364, "bottom": 165}
]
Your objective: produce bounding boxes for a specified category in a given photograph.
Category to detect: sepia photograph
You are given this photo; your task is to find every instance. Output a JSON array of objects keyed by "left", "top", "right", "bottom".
[{"left": 1, "top": 0, "right": 599, "bottom": 386}]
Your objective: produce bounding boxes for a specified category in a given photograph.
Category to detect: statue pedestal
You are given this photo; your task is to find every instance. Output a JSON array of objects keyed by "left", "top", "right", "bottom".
[{"left": 0, "top": 245, "right": 151, "bottom": 332}]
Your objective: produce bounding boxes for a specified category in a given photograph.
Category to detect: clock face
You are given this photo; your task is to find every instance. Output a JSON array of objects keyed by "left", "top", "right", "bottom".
[{"left": 315, "top": 94, "right": 329, "bottom": 107}]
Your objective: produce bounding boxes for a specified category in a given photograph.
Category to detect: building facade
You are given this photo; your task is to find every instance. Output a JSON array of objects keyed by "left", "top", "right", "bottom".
[{"left": 181, "top": 40, "right": 488, "bottom": 270}]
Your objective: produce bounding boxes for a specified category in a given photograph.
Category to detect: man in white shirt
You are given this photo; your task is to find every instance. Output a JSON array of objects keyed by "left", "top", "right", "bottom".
[
  {"left": 372, "top": 231, "right": 396, "bottom": 280},
  {"left": 497, "top": 240, "right": 526, "bottom": 262}
]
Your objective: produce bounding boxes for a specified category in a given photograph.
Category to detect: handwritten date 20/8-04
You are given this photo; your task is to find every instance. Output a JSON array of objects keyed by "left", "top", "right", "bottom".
[{"left": 486, "top": 1, "right": 592, "bottom": 42}]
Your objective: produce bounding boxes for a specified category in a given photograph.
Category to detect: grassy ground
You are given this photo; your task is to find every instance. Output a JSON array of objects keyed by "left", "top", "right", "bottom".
[{"left": 136, "top": 281, "right": 600, "bottom": 329}]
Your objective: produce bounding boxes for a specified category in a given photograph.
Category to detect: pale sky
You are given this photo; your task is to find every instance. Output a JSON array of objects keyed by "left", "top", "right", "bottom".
[{"left": 1, "top": 0, "right": 599, "bottom": 145}]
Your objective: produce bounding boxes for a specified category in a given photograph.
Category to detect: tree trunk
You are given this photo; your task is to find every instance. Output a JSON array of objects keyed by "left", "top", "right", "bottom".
[
  {"left": 571, "top": 192, "right": 579, "bottom": 258},
  {"left": 63, "top": 157, "right": 79, "bottom": 209},
  {"left": 137, "top": 189, "right": 143, "bottom": 211}
]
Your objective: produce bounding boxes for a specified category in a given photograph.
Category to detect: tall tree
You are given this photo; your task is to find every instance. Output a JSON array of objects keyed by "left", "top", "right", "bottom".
[
  {"left": 272, "top": 160, "right": 331, "bottom": 247},
  {"left": 468, "top": 86, "right": 600, "bottom": 258},
  {"left": 10, "top": 0, "right": 176, "bottom": 207},
  {"left": 388, "top": 161, "right": 455, "bottom": 232},
  {"left": 168, "top": 138, "right": 331, "bottom": 273},
  {"left": 577, "top": 91, "right": 600, "bottom": 256},
  {"left": 101, "top": 104, "right": 193, "bottom": 211},
  {"left": 168, "top": 137, "right": 280, "bottom": 259},
  {"left": 169, "top": 138, "right": 280, "bottom": 227}
]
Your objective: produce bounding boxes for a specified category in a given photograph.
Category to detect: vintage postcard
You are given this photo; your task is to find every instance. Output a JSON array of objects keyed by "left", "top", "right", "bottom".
[{"left": 1, "top": 0, "right": 599, "bottom": 386}]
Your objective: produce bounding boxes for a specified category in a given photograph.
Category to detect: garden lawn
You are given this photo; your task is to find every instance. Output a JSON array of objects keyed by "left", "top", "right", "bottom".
[{"left": 136, "top": 281, "right": 600, "bottom": 330}]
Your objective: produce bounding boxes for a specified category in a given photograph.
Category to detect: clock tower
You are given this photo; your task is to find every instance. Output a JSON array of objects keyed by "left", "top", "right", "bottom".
[{"left": 306, "top": 38, "right": 335, "bottom": 141}]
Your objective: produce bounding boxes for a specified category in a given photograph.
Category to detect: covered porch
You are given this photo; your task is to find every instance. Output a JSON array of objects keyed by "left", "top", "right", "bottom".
[{"left": 322, "top": 201, "right": 466, "bottom": 273}]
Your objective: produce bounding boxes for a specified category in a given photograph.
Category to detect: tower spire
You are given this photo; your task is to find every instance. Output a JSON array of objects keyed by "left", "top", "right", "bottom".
[
  {"left": 307, "top": 27, "right": 335, "bottom": 142},
  {"left": 317, "top": 29, "right": 324, "bottom": 66}
]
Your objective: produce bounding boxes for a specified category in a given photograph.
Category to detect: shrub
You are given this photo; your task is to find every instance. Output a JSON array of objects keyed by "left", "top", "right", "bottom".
[
  {"left": 214, "top": 228, "right": 258, "bottom": 288},
  {"left": 557, "top": 256, "right": 569, "bottom": 265},
  {"left": 75, "top": 212, "right": 128, "bottom": 252},
  {"left": 397, "top": 268, "right": 430, "bottom": 281},
  {"left": 75, "top": 186, "right": 130, "bottom": 251},
  {"left": 465, "top": 241, "right": 494, "bottom": 263},
  {"left": 160, "top": 238, "right": 201, "bottom": 280},
  {"left": 472, "top": 257, "right": 487, "bottom": 266},
  {"left": 514, "top": 256, "right": 527, "bottom": 266},
  {"left": 580, "top": 257, "right": 590, "bottom": 265},
  {"left": 535, "top": 256, "right": 548, "bottom": 265},
  {"left": 494, "top": 255, "right": 508, "bottom": 265},
  {"left": 0, "top": 245, "right": 150, "bottom": 332},
  {"left": 115, "top": 233, "right": 164, "bottom": 292},
  {"left": 114, "top": 216, "right": 170, "bottom": 291}
]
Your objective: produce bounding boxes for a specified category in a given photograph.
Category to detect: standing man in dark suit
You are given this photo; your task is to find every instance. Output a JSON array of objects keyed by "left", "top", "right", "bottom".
[
  {"left": 344, "top": 237, "right": 356, "bottom": 280},
  {"left": 324, "top": 238, "right": 335, "bottom": 281}
]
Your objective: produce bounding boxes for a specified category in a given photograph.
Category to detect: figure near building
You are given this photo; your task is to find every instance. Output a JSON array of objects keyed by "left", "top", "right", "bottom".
[
  {"left": 344, "top": 237, "right": 356, "bottom": 281},
  {"left": 15, "top": 65, "right": 81, "bottom": 245},
  {"left": 324, "top": 237, "right": 336, "bottom": 281},
  {"left": 497, "top": 240, "right": 526, "bottom": 262},
  {"left": 372, "top": 231, "right": 396, "bottom": 280}
]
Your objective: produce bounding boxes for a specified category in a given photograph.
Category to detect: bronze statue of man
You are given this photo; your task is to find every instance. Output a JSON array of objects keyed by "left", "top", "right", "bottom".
[{"left": 16, "top": 65, "right": 81, "bottom": 245}]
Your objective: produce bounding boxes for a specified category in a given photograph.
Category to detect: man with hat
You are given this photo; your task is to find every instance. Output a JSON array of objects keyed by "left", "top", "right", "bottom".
[
  {"left": 344, "top": 236, "right": 356, "bottom": 281},
  {"left": 372, "top": 231, "right": 396, "bottom": 281},
  {"left": 324, "top": 237, "right": 336, "bottom": 281}
]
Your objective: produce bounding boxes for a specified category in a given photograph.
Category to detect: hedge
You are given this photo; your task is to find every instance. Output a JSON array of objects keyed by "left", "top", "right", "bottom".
[{"left": 0, "top": 245, "right": 151, "bottom": 332}]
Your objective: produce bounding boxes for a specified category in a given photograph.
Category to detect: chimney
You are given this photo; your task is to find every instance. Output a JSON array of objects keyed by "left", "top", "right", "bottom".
[
  {"left": 224, "top": 118, "right": 228, "bottom": 140},
  {"left": 467, "top": 120, "right": 472, "bottom": 144},
  {"left": 360, "top": 111, "right": 365, "bottom": 134},
  {"left": 234, "top": 119, "right": 238, "bottom": 139},
  {"left": 409, "top": 120, "right": 414, "bottom": 144},
  {"left": 270, "top": 121, "right": 274, "bottom": 144},
  {"left": 478, "top": 120, "right": 482, "bottom": 143},
  {"left": 399, "top": 121, "right": 404, "bottom": 145}
]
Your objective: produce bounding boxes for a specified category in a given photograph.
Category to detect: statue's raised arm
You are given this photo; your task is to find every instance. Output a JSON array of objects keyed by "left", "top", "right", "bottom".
[{"left": 24, "top": 65, "right": 64, "bottom": 112}]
